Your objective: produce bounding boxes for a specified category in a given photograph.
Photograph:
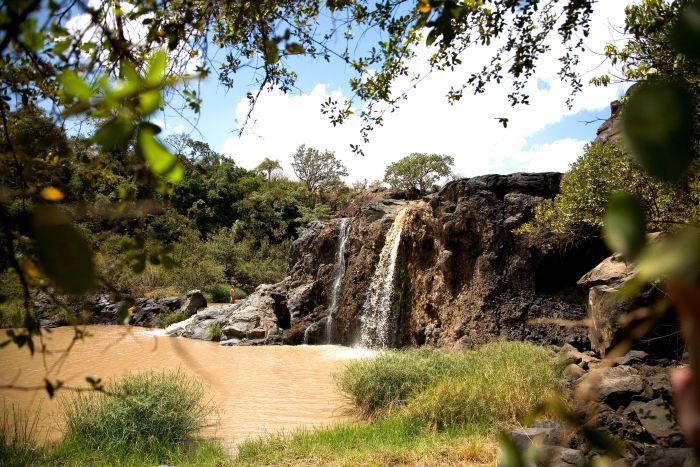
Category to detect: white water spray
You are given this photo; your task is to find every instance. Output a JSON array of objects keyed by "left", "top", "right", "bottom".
[{"left": 360, "top": 206, "right": 409, "bottom": 348}]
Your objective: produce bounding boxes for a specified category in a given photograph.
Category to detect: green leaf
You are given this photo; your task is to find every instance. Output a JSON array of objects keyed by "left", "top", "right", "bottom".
[
  {"left": 137, "top": 128, "right": 184, "bottom": 183},
  {"left": 33, "top": 205, "right": 97, "bottom": 295},
  {"left": 672, "top": 0, "right": 700, "bottom": 60},
  {"left": 285, "top": 43, "right": 305, "bottom": 54},
  {"left": 58, "top": 70, "right": 93, "bottom": 102},
  {"left": 19, "top": 17, "right": 44, "bottom": 52},
  {"left": 621, "top": 82, "right": 695, "bottom": 181},
  {"left": 603, "top": 193, "right": 646, "bottom": 260},
  {"left": 139, "top": 90, "right": 162, "bottom": 116},
  {"left": 93, "top": 117, "right": 133, "bottom": 151},
  {"left": 636, "top": 230, "right": 700, "bottom": 285},
  {"left": 263, "top": 40, "right": 280, "bottom": 64},
  {"left": 146, "top": 50, "right": 167, "bottom": 85},
  {"left": 53, "top": 39, "right": 70, "bottom": 56},
  {"left": 497, "top": 432, "right": 526, "bottom": 467}
]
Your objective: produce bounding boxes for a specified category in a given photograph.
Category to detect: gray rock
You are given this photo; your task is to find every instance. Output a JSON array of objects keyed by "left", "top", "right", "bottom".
[
  {"left": 614, "top": 350, "right": 649, "bottom": 367},
  {"left": 630, "top": 448, "right": 695, "bottom": 467},
  {"left": 596, "top": 366, "right": 648, "bottom": 407},
  {"left": 538, "top": 446, "right": 586, "bottom": 466},
  {"left": 634, "top": 398, "right": 683, "bottom": 446},
  {"left": 507, "top": 426, "right": 559, "bottom": 452},
  {"left": 578, "top": 254, "right": 632, "bottom": 287},
  {"left": 181, "top": 290, "right": 207, "bottom": 316},
  {"left": 587, "top": 284, "right": 635, "bottom": 355}
]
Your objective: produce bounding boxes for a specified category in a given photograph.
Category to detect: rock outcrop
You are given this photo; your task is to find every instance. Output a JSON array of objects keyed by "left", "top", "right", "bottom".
[{"left": 198, "top": 172, "right": 609, "bottom": 348}]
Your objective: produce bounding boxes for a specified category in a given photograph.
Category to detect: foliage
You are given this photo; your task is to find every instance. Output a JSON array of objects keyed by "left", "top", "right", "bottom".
[
  {"left": 207, "top": 322, "right": 223, "bottom": 342},
  {"left": 256, "top": 158, "right": 283, "bottom": 182},
  {"left": 60, "top": 371, "right": 213, "bottom": 452},
  {"left": 521, "top": 141, "right": 699, "bottom": 234},
  {"left": 383, "top": 153, "right": 454, "bottom": 193},
  {"left": 291, "top": 145, "right": 348, "bottom": 192},
  {"left": 209, "top": 283, "right": 232, "bottom": 303},
  {"left": 158, "top": 309, "right": 188, "bottom": 328}
]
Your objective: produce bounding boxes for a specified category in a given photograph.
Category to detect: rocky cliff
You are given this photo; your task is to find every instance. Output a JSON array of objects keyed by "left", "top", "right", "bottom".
[{"left": 174, "top": 171, "right": 612, "bottom": 349}]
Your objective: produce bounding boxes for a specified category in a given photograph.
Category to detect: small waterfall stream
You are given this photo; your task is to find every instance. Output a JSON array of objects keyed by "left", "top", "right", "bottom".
[
  {"left": 360, "top": 206, "right": 409, "bottom": 348},
  {"left": 326, "top": 218, "right": 351, "bottom": 343}
]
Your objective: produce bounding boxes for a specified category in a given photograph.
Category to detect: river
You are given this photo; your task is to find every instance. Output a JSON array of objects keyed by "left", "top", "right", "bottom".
[{"left": 0, "top": 326, "right": 373, "bottom": 450}]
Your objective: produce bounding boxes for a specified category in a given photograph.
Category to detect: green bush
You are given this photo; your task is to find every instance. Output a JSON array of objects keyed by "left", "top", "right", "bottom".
[
  {"left": 158, "top": 310, "right": 188, "bottom": 328},
  {"left": 208, "top": 283, "right": 231, "bottom": 303},
  {"left": 520, "top": 141, "right": 700, "bottom": 234},
  {"left": 208, "top": 322, "right": 223, "bottom": 341},
  {"left": 60, "top": 371, "right": 213, "bottom": 453}
]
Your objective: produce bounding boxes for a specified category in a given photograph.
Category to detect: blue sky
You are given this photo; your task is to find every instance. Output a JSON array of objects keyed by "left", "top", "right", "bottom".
[{"left": 152, "top": 0, "right": 633, "bottom": 183}]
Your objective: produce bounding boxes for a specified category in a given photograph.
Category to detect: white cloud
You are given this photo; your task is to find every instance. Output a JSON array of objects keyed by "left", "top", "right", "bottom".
[{"left": 221, "top": 0, "right": 632, "bottom": 182}]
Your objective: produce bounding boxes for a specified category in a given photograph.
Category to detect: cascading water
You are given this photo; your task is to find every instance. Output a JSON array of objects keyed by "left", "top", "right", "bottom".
[
  {"left": 360, "top": 206, "right": 409, "bottom": 348},
  {"left": 326, "top": 218, "right": 351, "bottom": 343}
]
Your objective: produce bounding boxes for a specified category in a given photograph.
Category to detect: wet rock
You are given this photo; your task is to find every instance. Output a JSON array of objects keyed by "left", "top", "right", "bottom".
[{"left": 181, "top": 290, "right": 207, "bottom": 316}]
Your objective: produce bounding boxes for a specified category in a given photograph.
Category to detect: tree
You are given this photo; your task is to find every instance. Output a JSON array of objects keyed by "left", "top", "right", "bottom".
[
  {"left": 383, "top": 153, "right": 454, "bottom": 193},
  {"left": 256, "top": 158, "right": 283, "bottom": 181},
  {"left": 291, "top": 145, "right": 348, "bottom": 192}
]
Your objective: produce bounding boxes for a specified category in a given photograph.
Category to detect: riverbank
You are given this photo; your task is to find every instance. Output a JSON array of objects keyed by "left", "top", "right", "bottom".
[{"left": 2, "top": 338, "right": 561, "bottom": 466}]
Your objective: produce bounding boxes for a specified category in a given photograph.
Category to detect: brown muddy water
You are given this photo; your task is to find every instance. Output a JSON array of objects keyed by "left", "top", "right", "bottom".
[{"left": 0, "top": 326, "right": 375, "bottom": 450}]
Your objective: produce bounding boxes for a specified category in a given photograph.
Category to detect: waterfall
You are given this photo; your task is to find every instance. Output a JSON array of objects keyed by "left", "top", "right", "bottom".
[
  {"left": 326, "top": 218, "right": 351, "bottom": 344},
  {"left": 360, "top": 206, "right": 409, "bottom": 348}
]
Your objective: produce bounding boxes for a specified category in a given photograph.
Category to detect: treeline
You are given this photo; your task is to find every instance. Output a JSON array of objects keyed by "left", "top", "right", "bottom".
[{"left": 0, "top": 106, "right": 352, "bottom": 312}]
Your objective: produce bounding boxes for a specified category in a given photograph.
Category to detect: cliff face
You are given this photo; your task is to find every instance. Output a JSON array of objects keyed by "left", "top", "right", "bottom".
[{"left": 281, "top": 172, "right": 609, "bottom": 349}]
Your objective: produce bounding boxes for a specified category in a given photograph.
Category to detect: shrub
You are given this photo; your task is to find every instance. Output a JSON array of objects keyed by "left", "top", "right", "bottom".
[
  {"left": 208, "top": 322, "right": 223, "bottom": 341},
  {"left": 521, "top": 141, "right": 700, "bottom": 234},
  {"left": 208, "top": 283, "right": 231, "bottom": 303},
  {"left": 158, "top": 310, "right": 188, "bottom": 328},
  {"left": 61, "top": 371, "right": 213, "bottom": 452}
]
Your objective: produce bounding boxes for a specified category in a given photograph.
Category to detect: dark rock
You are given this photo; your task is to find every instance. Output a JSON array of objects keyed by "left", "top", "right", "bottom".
[
  {"left": 538, "top": 446, "right": 586, "bottom": 466},
  {"left": 629, "top": 448, "right": 696, "bottom": 467},
  {"left": 181, "top": 290, "right": 207, "bottom": 316}
]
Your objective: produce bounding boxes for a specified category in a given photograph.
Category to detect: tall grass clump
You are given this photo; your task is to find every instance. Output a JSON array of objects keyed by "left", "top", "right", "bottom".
[
  {"left": 338, "top": 342, "right": 562, "bottom": 428},
  {"left": 336, "top": 347, "right": 461, "bottom": 417},
  {"left": 0, "top": 402, "right": 42, "bottom": 466},
  {"left": 404, "top": 342, "right": 562, "bottom": 430},
  {"left": 60, "top": 370, "right": 213, "bottom": 454}
]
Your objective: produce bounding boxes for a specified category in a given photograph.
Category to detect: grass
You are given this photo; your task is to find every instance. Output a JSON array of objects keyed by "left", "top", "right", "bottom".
[
  {"left": 208, "top": 322, "right": 223, "bottom": 341},
  {"left": 236, "top": 341, "right": 563, "bottom": 466},
  {"left": 0, "top": 402, "right": 42, "bottom": 467},
  {"left": 1, "top": 342, "right": 561, "bottom": 466}
]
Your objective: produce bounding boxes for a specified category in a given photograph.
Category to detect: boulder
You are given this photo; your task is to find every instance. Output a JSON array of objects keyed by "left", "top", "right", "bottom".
[
  {"left": 594, "top": 366, "right": 649, "bottom": 407},
  {"left": 181, "top": 290, "right": 207, "bottom": 316},
  {"left": 587, "top": 285, "right": 635, "bottom": 355},
  {"left": 577, "top": 254, "right": 632, "bottom": 287}
]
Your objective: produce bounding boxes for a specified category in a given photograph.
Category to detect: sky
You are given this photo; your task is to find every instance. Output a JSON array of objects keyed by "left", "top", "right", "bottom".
[{"left": 153, "top": 0, "right": 636, "bottom": 185}]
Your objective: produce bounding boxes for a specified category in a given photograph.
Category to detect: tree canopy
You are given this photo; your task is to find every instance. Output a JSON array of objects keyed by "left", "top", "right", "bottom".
[
  {"left": 383, "top": 153, "right": 453, "bottom": 193},
  {"left": 291, "top": 145, "right": 348, "bottom": 192}
]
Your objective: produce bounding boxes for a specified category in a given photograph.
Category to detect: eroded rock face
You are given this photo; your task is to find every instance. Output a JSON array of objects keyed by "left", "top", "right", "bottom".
[{"left": 258, "top": 172, "right": 611, "bottom": 349}]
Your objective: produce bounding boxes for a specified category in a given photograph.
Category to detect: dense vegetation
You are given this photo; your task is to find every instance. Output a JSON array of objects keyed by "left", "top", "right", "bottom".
[
  {"left": 520, "top": 141, "right": 700, "bottom": 235},
  {"left": 0, "top": 104, "right": 353, "bottom": 324}
]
